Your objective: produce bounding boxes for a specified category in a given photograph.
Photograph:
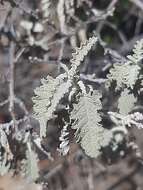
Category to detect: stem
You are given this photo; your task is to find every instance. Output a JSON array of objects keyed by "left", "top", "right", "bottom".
[{"left": 9, "top": 41, "right": 16, "bottom": 129}]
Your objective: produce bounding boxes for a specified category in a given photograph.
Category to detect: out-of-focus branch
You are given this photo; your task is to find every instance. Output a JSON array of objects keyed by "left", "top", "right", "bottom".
[
  {"left": 119, "top": 34, "right": 143, "bottom": 54},
  {"left": 7, "top": 0, "right": 38, "bottom": 19},
  {"left": 0, "top": 96, "right": 31, "bottom": 132},
  {"left": 129, "top": 0, "right": 143, "bottom": 12},
  {"left": 108, "top": 0, "right": 119, "bottom": 10},
  {"left": 107, "top": 163, "right": 141, "bottom": 190}
]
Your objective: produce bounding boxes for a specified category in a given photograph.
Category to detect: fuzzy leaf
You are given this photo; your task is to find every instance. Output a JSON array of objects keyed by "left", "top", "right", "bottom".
[
  {"left": 71, "top": 91, "right": 112, "bottom": 158},
  {"left": 118, "top": 88, "right": 136, "bottom": 115},
  {"left": 107, "top": 63, "right": 140, "bottom": 90},
  {"left": 25, "top": 142, "right": 39, "bottom": 181},
  {"left": 69, "top": 36, "right": 98, "bottom": 78},
  {"left": 32, "top": 74, "right": 71, "bottom": 137},
  {"left": 107, "top": 40, "right": 143, "bottom": 90},
  {"left": 127, "top": 39, "right": 143, "bottom": 64}
]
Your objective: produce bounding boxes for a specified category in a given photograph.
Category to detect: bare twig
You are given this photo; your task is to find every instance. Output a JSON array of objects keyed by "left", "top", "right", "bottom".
[
  {"left": 80, "top": 74, "right": 106, "bottom": 83},
  {"left": 0, "top": 99, "right": 9, "bottom": 107},
  {"left": 119, "top": 34, "right": 143, "bottom": 54},
  {"left": 0, "top": 115, "right": 29, "bottom": 131},
  {"left": 58, "top": 38, "right": 66, "bottom": 74},
  {"left": 14, "top": 47, "right": 26, "bottom": 63},
  {"left": 9, "top": 41, "right": 16, "bottom": 128}
]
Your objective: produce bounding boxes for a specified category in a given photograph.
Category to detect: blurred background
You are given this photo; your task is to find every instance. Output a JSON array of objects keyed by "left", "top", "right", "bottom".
[{"left": 0, "top": 0, "right": 143, "bottom": 189}]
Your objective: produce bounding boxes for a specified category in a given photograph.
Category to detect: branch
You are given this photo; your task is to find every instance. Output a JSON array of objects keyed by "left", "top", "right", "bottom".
[
  {"left": 107, "top": 164, "right": 140, "bottom": 190},
  {"left": 9, "top": 41, "right": 16, "bottom": 129},
  {"left": 129, "top": 0, "right": 143, "bottom": 12}
]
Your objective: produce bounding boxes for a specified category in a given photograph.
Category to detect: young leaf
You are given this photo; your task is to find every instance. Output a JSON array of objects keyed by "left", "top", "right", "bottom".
[
  {"left": 71, "top": 91, "right": 112, "bottom": 158},
  {"left": 107, "top": 40, "right": 143, "bottom": 90},
  {"left": 118, "top": 88, "right": 136, "bottom": 115},
  {"left": 107, "top": 63, "right": 140, "bottom": 90},
  {"left": 25, "top": 142, "right": 39, "bottom": 181}
]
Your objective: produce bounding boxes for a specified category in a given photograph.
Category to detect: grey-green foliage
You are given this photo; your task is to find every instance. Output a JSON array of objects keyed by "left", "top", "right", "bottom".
[
  {"left": 107, "top": 63, "right": 140, "bottom": 90},
  {"left": 25, "top": 142, "right": 39, "bottom": 181},
  {"left": 32, "top": 36, "right": 112, "bottom": 157},
  {"left": 33, "top": 75, "right": 70, "bottom": 137},
  {"left": 118, "top": 88, "right": 136, "bottom": 115},
  {"left": 107, "top": 39, "right": 143, "bottom": 117},
  {"left": 32, "top": 36, "right": 98, "bottom": 138},
  {"left": 32, "top": 36, "right": 143, "bottom": 158},
  {"left": 107, "top": 39, "right": 143, "bottom": 90},
  {"left": 71, "top": 91, "right": 112, "bottom": 158}
]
